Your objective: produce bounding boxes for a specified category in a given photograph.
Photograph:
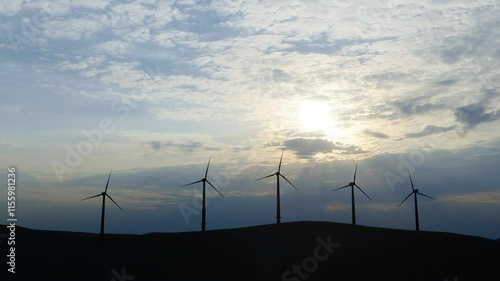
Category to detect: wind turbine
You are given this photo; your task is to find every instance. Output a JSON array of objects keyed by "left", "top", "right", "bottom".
[
  {"left": 332, "top": 162, "right": 371, "bottom": 225},
  {"left": 181, "top": 156, "right": 223, "bottom": 232},
  {"left": 255, "top": 149, "right": 298, "bottom": 224},
  {"left": 80, "top": 170, "right": 123, "bottom": 241},
  {"left": 398, "top": 170, "right": 436, "bottom": 231}
]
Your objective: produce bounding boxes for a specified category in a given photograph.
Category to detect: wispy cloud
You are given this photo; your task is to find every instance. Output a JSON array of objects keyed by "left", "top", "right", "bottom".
[
  {"left": 324, "top": 203, "right": 349, "bottom": 212},
  {"left": 364, "top": 129, "right": 390, "bottom": 139},
  {"left": 284, "top": 138, "right": 368, "bottom": 158},
  {"left": 147, "top": 140, "right": 221, "bottom": 153},
  {"left": 405, "top": 125, "right": 457, "bottom": 139},
  {"left": 440, "top": 191, "right": 500, "bottom": 205}
]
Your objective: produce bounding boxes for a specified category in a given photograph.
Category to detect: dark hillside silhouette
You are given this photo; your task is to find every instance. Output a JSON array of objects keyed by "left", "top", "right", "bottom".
[{"left": 2, "top": 221, "right": 498, "bottom": 281}]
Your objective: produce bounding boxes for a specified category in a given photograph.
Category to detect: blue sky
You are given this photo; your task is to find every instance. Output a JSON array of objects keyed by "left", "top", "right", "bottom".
[{"left": 1, "top": 0, "right": 500, "bottom": 239}]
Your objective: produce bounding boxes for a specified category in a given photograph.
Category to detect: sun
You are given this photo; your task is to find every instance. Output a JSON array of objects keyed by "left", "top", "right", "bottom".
[{"left": 297, "top": 100, "right": 332, "bottom": 132}]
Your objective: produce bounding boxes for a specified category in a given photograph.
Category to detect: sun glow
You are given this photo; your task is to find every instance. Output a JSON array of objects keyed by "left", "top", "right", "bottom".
[{"left": 298, "top": 100, "right": 332, "bottom": 132}]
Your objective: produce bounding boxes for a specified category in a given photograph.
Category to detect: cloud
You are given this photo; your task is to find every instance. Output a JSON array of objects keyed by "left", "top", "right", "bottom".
[
  {"left": 393, "top": 99, "right": 442, "bottom": 116},
  {"left": 440, "top": 191, "right": 500, "bottom": 205},
  {"left": 364, "top": 129, "right": 389, "bottom": 139},
  {"left": 405, "top": 125, "right": 456, "bottom": 139},
  {"left": 362, "top": 71, "right": 414, "bottom": 89},
  {"left": 42, "top": 18, "right": 104, "bottom": 40},
  {"left": 149, "top": 140, "right": 164, "bottom": 152},
  {"left": 324, "top": 203, "right": 349, "bottom": 212},
  {"left": 69, "top": 0, "right": 110, "bottom": 10},
  {"left": 93, "top": 40, "right": 130, "bottom": 56},
  {"left": 283, "top": 138, "right": 367, "bottom": 157},
  {"left": 0, "top": 0, "right": 24, "bottom": 15},
  {"left": 455, "top": 104, "right": 500, "bottom": 128},
  {"left": 148, "top": 140, "right": 220, "bottom": 153}
]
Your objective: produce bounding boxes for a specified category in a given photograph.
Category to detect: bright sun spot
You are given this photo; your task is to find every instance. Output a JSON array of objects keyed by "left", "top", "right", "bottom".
[{"left": 298, "top": 100, "right": 332, "bottom": 132}]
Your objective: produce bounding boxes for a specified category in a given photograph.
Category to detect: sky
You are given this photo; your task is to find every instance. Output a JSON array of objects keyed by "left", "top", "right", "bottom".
[{"left": 1, "top": 0, "right": 500, "bottom": 239}]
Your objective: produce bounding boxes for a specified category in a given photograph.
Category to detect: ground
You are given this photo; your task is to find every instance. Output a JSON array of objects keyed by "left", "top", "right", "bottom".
[{"left": 1, "top": 221, "right": 498, "bottom": 281}]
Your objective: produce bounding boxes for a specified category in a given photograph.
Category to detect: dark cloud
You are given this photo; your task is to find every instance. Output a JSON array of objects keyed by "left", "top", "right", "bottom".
[
  {"left": 271, "top": 69, "right": 290, "bottom": 82},
  {"left": 283, "top": 138, "right": 367, "bottom": 157},
  {"left": 405, "top": 125, "right": 456, "bottom": 139},
  {"left": 435, "top": 79, "right": 458, "bottom": 86},
  {"left": 148, "top": 140, "right": 220, "bottom": 153},
  {"left": 455, "top": 104, "right": 500, "bottom": 128},
  {"left": 393, "top": 99, "right": 441, "bottom": 115},
  {"left": 364, "top": 129, "right": 389, "bottom": 139},
  {"left": 149, "top": 140, "right": 166, "bottom": 151},
  {"left": 362, "top": 71, "right": 414, "bottom": 89}
]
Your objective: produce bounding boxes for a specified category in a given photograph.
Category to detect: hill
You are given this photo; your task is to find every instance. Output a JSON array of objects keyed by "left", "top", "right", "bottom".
[{"left": 1, "top": 221, "right": 498, "bottom": 281}]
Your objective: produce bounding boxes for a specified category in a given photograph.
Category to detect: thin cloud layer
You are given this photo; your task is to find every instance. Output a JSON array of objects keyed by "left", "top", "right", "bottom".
[{"left": 284, "top": 138, "right": 367, "bottom": 158}]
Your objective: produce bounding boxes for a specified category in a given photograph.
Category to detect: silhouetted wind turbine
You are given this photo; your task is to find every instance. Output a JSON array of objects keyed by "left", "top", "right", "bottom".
[
  {"left": 255, "top": 149, "right": 298, "bottom": 224},
  {"left": 398, "top": 170, "right": 436, "bottom": 231},
  {"left": 181, "top": 156, "right": 223, "bottom": 232},
  {"left": 332, "top": 162, "right": 371, "bottom": 225},
  {"left": 80, "top": 170, "right": 123, "bottom": 241}
]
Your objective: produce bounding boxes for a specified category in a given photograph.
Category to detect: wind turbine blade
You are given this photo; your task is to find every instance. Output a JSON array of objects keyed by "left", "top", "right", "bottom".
[
  {"left": 255, "top": 174, "right": 275, "bottom": 181},
  {"left": 205, "top": 156, "right": 211, "bottom": 178},
  {"left": 355, "top": 184, "right": 372, "bottom": 201},
  {"left": 106, "top": 194, "right": 124, "bottom": 211},
  {"left": 80, "top": 194, "right": 102, "bottom": 201},
  {"left": 353, "top": 162, "right": 358, "bottom": 182},
  {"left": 333, "top": 185, "right": 350, "bottom": 192},
  {"left": 278, "top": 148, "right": 284, "bottom": 172},
  {"left": 417, "top": 192, "right": 436, "bottom": 200},
  {"left": 398, "top": 192, "right": 413, "bottom": 207},
  {"left": 105, "top": 170, "right": 112, "bottom": 193},
  {"left": 181, "top": 179, "right": 203, "bottom": 187},
  {"left": 206, "top": 180, "right": 224, "bottom": 197},
  {"left": 407, "top": 170, "right": 415, "bottom": 191},
  {"left": 280, "top": 174, "right": 298, "bottom": 190}
]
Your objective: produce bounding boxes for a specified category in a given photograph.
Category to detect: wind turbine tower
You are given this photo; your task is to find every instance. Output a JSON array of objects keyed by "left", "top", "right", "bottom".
[
  {"left": 332, "top": 162, "right": 372, "bottom": 225},
  {"left": 80, "top": 170, "right": 123, "bottom": 241},
  {"left": 398, "top": 170, "right": 436, "bottom": 231},
  {"left": 255, "top": 149, "right": 298, "bottom": 224},
  {"left": 181, "top": 156, "right": 224, "bottom": 232}
]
